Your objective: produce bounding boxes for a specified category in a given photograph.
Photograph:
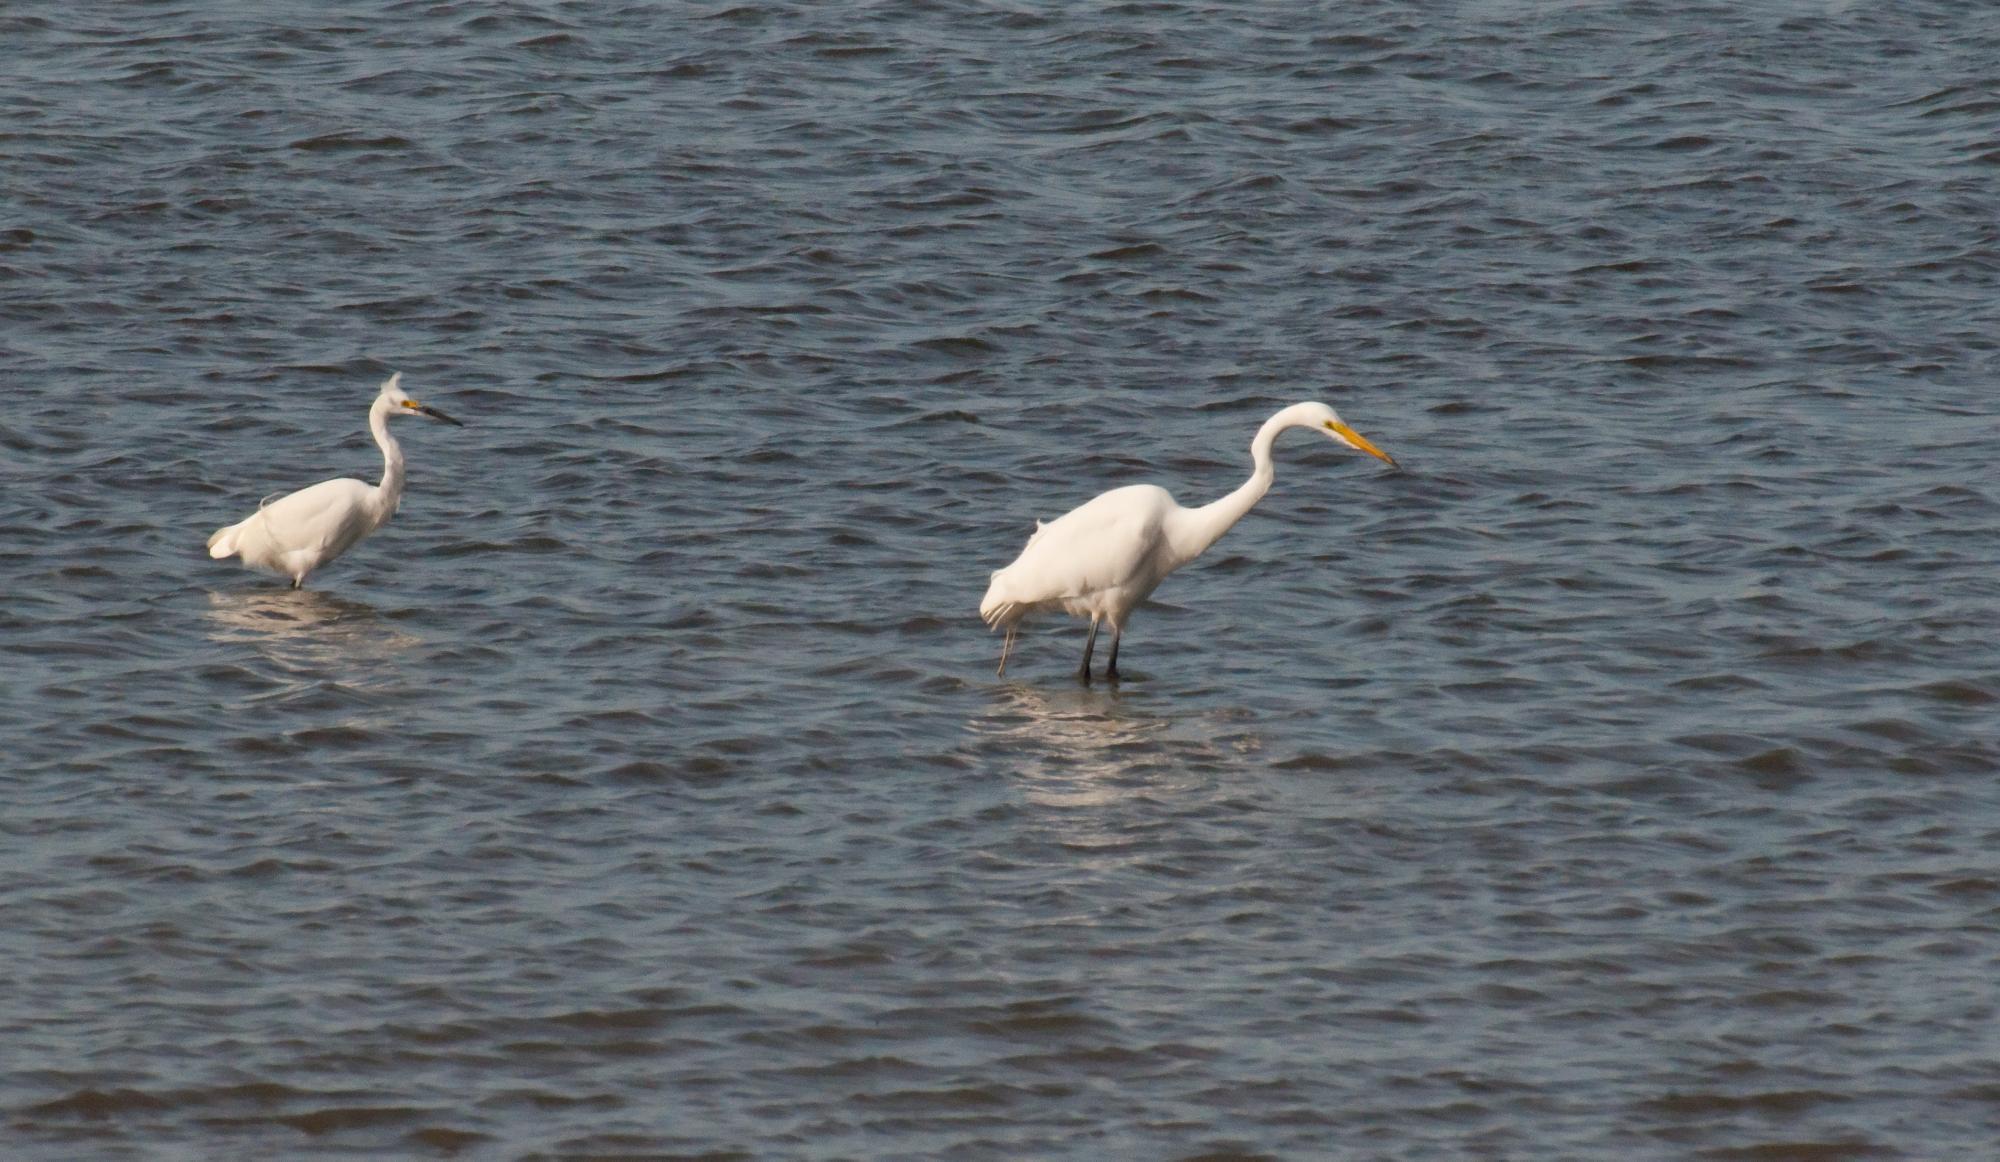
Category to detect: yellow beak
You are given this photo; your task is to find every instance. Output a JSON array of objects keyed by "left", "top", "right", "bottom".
[{"left": 1330, "top": 421, "right": 1396, "bottom": 467}]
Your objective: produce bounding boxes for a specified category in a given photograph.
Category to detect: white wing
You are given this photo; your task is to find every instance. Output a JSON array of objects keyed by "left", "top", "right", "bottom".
[
  {"left": 224, "top": 478, "right": 382, "bottom": 572},
  {"left": 982, "top": 485, "right": 1179, "bottom": 623}
]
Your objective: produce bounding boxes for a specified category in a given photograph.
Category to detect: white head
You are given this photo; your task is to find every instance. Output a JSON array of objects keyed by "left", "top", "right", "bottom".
[
  {"left": 375, "top": 372, "right": 463, "bottom": 426},
  {"left": 1283, "top": 401, "right": 1395, "bottom": 466}
]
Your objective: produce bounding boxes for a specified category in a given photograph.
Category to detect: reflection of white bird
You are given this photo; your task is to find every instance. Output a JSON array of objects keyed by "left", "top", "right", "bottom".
[
  {"left": 203, "top": 589, "right": 421, "bottom": 676},
  {"left": 979, "top": 402, "right": 1395, "bottom": 681},
  {"left": 207, "top": 373, "right": 463, "bottom": 589}
]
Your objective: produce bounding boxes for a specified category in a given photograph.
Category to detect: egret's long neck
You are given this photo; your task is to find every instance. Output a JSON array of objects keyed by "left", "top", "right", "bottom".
[
  {"left": 1164, "top": 410, "right": 1289, "bottom": 565},
  {"left": 370, "top": 398, "right": 405, "bottom": 513}
]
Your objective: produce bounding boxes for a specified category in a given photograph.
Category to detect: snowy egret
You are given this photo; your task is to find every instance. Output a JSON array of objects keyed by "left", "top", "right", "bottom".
[
  {"left": 207, "top": 372, "right": 462, "bottom": 589},
  {"left": 979, "top": 401, "right": 1394, "bottom": 681}
]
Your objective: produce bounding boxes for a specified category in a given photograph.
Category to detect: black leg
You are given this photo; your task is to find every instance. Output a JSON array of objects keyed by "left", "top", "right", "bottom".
[
  {"left": 1105, "top": 627, "right": 1122, "bottom": 681},
  {"left": 1078, "top": 617, "right": 1099, "bottom": 680}
]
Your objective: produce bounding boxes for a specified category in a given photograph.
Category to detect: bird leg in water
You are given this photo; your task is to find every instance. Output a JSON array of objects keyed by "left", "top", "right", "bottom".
[
  {"left": 1078, "top": 616, "right": 1101, "bottom": 680},
  {"left": 1105, "top": 627, "right": 1121, "bottom": 681},
  {"left": 996, "top": 626, "right": 1017, "bottom": 677}
]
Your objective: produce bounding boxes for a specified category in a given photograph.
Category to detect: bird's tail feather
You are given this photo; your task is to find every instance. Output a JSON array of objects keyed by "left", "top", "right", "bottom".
[
  {"left": 979, "top": 569, "right": 1024, "bottom": 630},
  {"left": 207, "top": 522, "right": 242, "bottom": 559}
]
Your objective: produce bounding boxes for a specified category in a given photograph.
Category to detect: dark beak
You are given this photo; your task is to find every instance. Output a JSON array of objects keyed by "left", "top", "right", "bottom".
[{"left": 419, "top": 405, "right": 464, "bottom": 427}]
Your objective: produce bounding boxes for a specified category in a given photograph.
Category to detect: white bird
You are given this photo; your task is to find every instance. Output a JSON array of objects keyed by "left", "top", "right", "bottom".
[
  {"left": 207, "top": 372, "right": 463, "bottom": 589},
  {"left": 979, "top": 401, "right": 1395, "bottom": 681}
]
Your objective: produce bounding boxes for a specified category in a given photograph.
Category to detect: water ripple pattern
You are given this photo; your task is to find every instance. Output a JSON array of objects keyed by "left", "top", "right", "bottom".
[{"left": 4, "top": 2, "right": 1998, "bottom": 1158}]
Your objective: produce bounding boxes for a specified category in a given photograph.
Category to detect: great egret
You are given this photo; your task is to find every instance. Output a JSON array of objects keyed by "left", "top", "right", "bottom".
[
  {"left": 207, "top": 372, "right": 463, "bottom": 589},
  {"left": 979, "top": 401, "right": 1394, "bottom": 681}
]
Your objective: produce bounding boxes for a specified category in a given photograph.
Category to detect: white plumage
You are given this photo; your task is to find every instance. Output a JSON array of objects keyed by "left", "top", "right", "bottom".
[
  {"left": 980, "top": 402, "right": 1394, "bottom": 680},
  {"left": 207, "top": 372, "right": 462, "bottom": 589}
]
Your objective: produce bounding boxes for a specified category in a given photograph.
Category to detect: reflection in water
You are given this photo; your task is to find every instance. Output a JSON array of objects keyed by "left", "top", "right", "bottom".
[
  {"left": 970, "top": 682, "right": 1249, "bottom": 817},
  {"left": 204, "top": 588, "right": 420, "bottom": 683},
  {"left": 975, "top": 682, "right": 1167, "bottom": 805}
]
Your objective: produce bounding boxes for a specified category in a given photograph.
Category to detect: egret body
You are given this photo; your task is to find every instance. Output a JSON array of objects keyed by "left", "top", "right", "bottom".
[
  {"left": 207, "top": 372, "right": 462, "bottom": 589},
  {"left": 978, "top": 402, "right": 1394, "bottom": 680}
]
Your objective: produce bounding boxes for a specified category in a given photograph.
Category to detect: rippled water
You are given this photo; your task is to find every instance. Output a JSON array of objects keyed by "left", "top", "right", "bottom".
[{"left": 6, "top": 2, "right": 2000, "bottom": 1158}]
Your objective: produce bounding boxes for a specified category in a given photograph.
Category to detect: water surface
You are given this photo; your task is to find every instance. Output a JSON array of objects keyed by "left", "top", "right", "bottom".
[{"left": 4, "top": 2, "right": 1999, "bottom": 1158}]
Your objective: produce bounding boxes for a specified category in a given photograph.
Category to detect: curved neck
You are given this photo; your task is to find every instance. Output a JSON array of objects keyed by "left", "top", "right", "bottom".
[
  {"left": 1164, "top": 410, "right": 1290, "bottom": 565},
  {"left": 370, "top": 397, "right": 405, "bottom": 509}
]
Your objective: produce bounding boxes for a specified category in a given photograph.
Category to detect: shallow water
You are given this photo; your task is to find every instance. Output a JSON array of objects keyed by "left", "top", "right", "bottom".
[{"left": 5, "top": 2, "right": 1999, "bottom": 1158}]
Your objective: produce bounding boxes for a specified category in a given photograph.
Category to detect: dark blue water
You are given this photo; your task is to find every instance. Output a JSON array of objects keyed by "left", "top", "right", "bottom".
[{"left": 5, "top": 2, "right": 1999, "bottom": 1158}]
